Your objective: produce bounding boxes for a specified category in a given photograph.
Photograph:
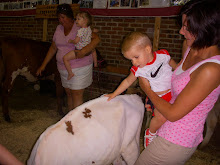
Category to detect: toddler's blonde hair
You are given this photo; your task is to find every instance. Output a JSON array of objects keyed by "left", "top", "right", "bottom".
[
  {"left": 121, "top": 32, "right": 152, "bottom": 54},
  {"left": 77, "top": 11, "right": 92, "bottom": 26}
]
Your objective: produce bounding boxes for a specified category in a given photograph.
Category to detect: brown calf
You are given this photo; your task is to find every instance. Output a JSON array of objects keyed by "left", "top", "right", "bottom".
[{"left": 0, "top": 37, "right": 64, "bottom": 122}]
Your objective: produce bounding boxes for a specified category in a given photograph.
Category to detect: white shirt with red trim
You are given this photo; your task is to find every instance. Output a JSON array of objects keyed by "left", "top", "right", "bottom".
[{"left": 131, "top": 49, "right": 172, "bottom": 92}]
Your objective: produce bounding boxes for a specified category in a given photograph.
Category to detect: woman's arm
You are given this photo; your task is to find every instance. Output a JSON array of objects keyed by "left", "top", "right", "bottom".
[
  {"left": 169, "top": 58, "right": 177, "bottom": 70},
  {"left": 139, "top": 62, "right": 220, "bottom": 122},
  {"left": 36, "top": 41, "right": 57, "bottom": 76},
  {"left": 75, "top": 32, "right": 100, "bottom": 58}
]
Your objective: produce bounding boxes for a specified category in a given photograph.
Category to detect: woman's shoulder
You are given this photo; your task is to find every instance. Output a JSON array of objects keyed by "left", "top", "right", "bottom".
[
  {"left": 194, "top": 61, "right": 220, "bottom": 84},
  {"left": 195, "top": 55, "right": 220, "bottom": 67},
  {"left": 190, "top": 55, "right": 220, "bottom": 75},
  {"left": 189, "top": 57, "right": 220, "bottom": 94},
  {"left": 53, "top": 25, "right": 63, "bottom": 41},
  {"left": 54, "top": 24, "right": 63, "bottom": 33}
]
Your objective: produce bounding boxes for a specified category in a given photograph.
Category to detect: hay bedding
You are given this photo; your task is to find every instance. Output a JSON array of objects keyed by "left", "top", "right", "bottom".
[{"left": 0, "top": 77, "right": 219, "bottom": 165}]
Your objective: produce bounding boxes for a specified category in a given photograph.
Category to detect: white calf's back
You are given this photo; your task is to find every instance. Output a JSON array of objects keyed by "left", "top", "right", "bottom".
[{"left": 28, "top": 94, "right": 144, "bottom": 165}]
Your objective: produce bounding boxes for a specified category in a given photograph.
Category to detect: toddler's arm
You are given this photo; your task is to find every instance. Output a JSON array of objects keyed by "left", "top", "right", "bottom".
[
  {"left": 68, "top": 36, "right": 80, "bottom": 44},
  {"left": 105, "top": 72, "right": 137, "bottom": 101}
]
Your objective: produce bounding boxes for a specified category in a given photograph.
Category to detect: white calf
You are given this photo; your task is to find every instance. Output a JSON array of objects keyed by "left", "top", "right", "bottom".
[{"left": 27, "top": 94, "right": 144, "bottom": 165}]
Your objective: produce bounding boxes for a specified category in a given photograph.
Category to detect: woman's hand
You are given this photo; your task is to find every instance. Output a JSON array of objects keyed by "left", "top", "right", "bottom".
[
  {"left": 138, "top": 77, "right": 154, "bottom": 112},
  {"left": 75, "top": 49, "right": 90, "bottom": 59},
  {"left": 138, "top": 77, "right": 151, "bottom": 94},
  {"left": 36, "top": 65, "right": 45, "bottom": 76},
  {"left": 93, "top": 28, "right": 99, "bottom": 33},
  {"left": 36, "top": 42, "right": 57, "bottom": 76}
]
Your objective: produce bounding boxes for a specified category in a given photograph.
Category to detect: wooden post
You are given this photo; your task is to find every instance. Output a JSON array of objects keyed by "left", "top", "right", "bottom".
[
  {"left": 42, "top": 18, "right": 48, "bottom": 41},
  {"left": 153, "top": 17, "right": 161, "bottom": 52}
]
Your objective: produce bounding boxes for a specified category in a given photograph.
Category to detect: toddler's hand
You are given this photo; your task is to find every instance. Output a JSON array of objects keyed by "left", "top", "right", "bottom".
[
  {"left": 104, "top": 93, "right": 116, "bottom": 101},
  {"left": 68, "top": 39, "right": 73, "bottom": 43},
  {"left": 145, "top": 104, "right": 152, "bottom": 112}
]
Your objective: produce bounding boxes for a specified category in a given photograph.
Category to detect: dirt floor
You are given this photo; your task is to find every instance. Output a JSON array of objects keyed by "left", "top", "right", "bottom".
[{"left": 0, "top": 76, "right": 219, "bottom": 165}]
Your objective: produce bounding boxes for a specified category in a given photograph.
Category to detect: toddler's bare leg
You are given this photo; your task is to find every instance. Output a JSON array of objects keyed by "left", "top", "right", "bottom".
[
  {"left": 63, "top": 51, "right": 76, "bottom": 80},
  {"left": 149, "top": 109, "right": 167, "bottom": 133},
  {"left": 92, "top": 50, "right": 98, "bottom": 67}
]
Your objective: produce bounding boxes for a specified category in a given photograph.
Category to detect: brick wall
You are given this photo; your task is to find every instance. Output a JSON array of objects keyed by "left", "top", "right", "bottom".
[
  {"left": 0, "top": 17, "right": 57, "bottom": 40},
  {"left": 92, "top": 16, "right": 184, "bottom": 68},
  {"left": 0, "top": 15, "right": 184, "bottom": 96}
]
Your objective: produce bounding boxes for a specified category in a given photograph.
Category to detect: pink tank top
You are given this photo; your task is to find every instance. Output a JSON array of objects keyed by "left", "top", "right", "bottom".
[{"left": 157, "top": 47, "right": 220, "bottom": 148}]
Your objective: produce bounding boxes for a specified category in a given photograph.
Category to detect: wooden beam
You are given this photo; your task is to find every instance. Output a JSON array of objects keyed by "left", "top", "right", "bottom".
[
  {"left": 35, "top": 4, "right": 80, "bottom": 18},
  {"left": 153, "top": 17, "right": 161, "bottom": 52}
]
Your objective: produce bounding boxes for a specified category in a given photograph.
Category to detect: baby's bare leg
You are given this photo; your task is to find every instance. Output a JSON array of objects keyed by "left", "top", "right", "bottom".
[
  {"left": 63, "top": 51, "right": 76, "bottom": 80},
  {"left": 149, "top": 109, "right": 167, "bottom": 133}
]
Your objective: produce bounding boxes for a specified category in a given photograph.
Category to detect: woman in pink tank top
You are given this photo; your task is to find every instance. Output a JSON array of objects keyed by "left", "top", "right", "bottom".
[{"left": 135, "top": 0, "right": 220, "bottom": 164}]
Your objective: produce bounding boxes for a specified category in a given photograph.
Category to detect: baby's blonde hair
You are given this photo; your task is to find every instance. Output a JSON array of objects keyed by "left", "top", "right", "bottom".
[
  {"left": 77, "top": 11, "right": 92, "bottom": 26},
  {"left": 121, "top": 32, "right": 152, "bottom": 54}
]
